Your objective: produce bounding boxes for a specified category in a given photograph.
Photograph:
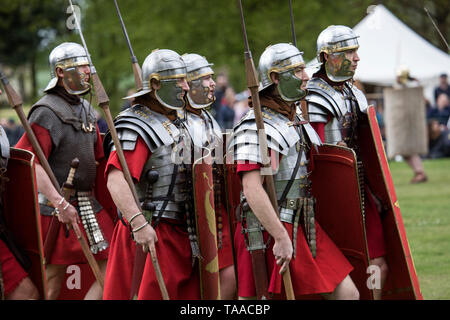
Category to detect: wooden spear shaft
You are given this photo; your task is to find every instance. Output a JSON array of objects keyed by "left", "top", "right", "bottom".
[{"left": 237, "top": 0, "right": 295, "bottom": 300}]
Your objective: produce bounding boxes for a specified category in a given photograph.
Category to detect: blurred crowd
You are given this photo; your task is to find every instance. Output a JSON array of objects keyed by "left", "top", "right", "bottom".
[
  {"left": 209, "top": 71, "right": 249, "bottom": 131},
  {"left": 427, "top": 73, "right": 450, "bottom": 159},
  {"left": 0, "top": 117, "right": 24, "bottom": 147}
]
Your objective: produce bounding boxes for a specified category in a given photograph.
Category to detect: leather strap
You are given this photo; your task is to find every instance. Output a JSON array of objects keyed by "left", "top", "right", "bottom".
[
  {"left": 277, "top": 141, "right": 303, "bottom": 209},
  {"left": 152, "top": 164, "right": 179, "bottom": 228}
]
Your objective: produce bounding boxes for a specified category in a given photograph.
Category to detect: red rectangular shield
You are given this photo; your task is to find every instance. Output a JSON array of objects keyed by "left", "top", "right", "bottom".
[
  {"left": 310, "top": 144, "right": 373, "bottom": 300},
  {"left": 3, "top": 148, "right": 48, "bottom": 299},
  {"left": 193, "top": 153, "right": 220, "bottom": 300},
  {"left": 357, "top": 106, "right": 422, "bottom": 300}
]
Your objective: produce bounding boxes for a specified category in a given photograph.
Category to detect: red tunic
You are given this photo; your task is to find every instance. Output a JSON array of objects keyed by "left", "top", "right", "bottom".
[
  {"left": 235, "top": 161, "right": 353, "bottom": 298},
  {"left": 15, "top": 123, "right": 115, "bottom": 265},
  {"left": 0, "top": 239, "right": 28, "bottom": 296},
  {"left": 310, "top": 122, "right": 386, "bottom": 259},
  {"left": 102, "top": 137, "right": 200, "bottom": 300}
]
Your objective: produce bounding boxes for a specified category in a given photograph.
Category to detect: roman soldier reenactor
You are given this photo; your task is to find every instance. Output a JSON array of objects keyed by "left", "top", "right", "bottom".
[
  {"left": 228, "top": 43, "right": 359, "bottom": 300},
  {"left": 103, "top": 49, "right": 202, "bottom": 300},
  {"left": 306, "top": 25, "right": 422, "bottom": 299},
  {"left": 180, "top": 53, "right": 236, "bottom": 299},
  {"left": 15, "top": 42, "right": 115, "bottom": 300}
]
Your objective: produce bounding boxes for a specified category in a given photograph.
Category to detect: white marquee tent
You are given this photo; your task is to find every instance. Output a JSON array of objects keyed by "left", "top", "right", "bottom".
[{"left": 307, "top": 4, "right": 450, "bottom": 102}]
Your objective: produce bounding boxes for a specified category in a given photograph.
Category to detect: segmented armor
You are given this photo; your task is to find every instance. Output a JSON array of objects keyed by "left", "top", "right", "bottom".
[
  {"left": 179, "top": 109, "right": 223, "bottom": 159},
  {"left": 105, "top": 104, "right": 189, "bottom": 220},
  {"left": 306, "top": 77, "right": 368, "bottom": 146},
  {"left": 228, "top": 106, "right": 321, "bottom": 256}
]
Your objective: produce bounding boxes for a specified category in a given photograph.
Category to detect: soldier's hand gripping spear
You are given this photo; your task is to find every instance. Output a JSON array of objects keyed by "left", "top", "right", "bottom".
[
  {"left": 0, "top": 67, "right": 104, "bottom": 288},
  {"left": 237, "top": 0, "right": 295, "bottom": 300},
  {"left": 67, "top": 0, "right": 169, "bottom": 299}
]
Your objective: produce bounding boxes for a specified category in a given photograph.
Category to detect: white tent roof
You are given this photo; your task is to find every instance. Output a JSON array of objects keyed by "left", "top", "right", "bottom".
[
  {"left": 306, "top": 5, "right": 450, "bottom": 101},
  {"left": 353, "top": 4, "right": 450, "bottom": 86}
]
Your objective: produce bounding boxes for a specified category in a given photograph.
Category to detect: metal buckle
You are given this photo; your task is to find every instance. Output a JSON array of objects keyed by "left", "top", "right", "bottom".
[{"left": 285, "top": 198, "right": 298, "bottom": 210}]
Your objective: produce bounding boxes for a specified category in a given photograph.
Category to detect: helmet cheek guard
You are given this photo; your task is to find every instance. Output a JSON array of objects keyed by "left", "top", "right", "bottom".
[
  {"left": 61, "top": 66, "right": 91, "bottom": 95},
  {"left": 324, "top": 52, "right": 355, "bottom": 82},
  {"left": 187, "top": 78, "right": 214, "bottom": 109},
  {"left": 277, "top": 69, "right": 306, "bottom": 101},
  {"left": 155, "top": 79, "right": 186, "bottom": 110},
  {"left": 182, "top": 53, "right": 215, "bottom": 109},
  {"left": 257, "top": 43, "right": 306, "bottom": 103}
]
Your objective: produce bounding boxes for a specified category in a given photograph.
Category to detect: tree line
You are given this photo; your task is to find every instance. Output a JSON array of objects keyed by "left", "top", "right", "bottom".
[{"left": 0, "top": 0, "right": 448, "bottom": 115}]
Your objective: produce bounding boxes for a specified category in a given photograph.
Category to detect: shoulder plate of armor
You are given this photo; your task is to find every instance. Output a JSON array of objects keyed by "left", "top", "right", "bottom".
[
  {"left": 306, "top": 77, "right": 347, "bottom": 118},
  {"left": 228, "top": 107, "right": 301, "bottom": 163},
  {"left": 301, "top": 121, "right": 323, "bottom": 147},
  {"left": 103, "top": 104, "right": 181, "bottom": 157},
  {"left": 181, "top": 110, "right": 222, "bottom": 149}
]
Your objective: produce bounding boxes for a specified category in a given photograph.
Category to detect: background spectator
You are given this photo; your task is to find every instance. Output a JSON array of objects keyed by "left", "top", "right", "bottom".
[
  {"left": 95, "top": 110, "right": 108, "bottom": 134},
  {"left": 233, "top": 89, "right": 250, "bottom": 125},
  {"left": 216, "top": 86, "right": 235, "bottom": 130},
  {"left": 427, "top": 118, "right": 450, "bottom": 159},
  {"left": 428, "top": 93, "right": 450, "bottom": 126},
  {"left": 434, "top": 73, "right": 450, "bottom": 105},
  {"left": 3, "top": 117, "right": 24, "bottom": 147},
  {"left": 425, "top": 98, "right": 433, "bottom": 119},
  {"left": 211, "top": 72, "right": 229, "bottom": 118}
]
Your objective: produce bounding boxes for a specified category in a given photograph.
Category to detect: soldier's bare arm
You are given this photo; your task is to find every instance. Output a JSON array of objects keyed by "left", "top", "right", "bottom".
[
  {"left": 107, "top": 167, "right": 158, "bottom": 252},
  {"left": 35, "top": 164, "right": 79, "bottom": 226},
  {"left": 242, "top": 169, "right": 292, "bottom": 273}
]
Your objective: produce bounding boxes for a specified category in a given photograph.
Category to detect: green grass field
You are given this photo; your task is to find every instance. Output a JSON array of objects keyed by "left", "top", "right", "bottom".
[{"left": 389, "top": 158, "right": 450, "bottom": 300}]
